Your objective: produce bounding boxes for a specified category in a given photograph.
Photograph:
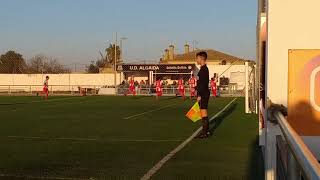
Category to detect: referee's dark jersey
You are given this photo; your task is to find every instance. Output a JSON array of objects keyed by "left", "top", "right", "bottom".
[{"left": 197, "top": 64, "right": 210, "bottom": 109}]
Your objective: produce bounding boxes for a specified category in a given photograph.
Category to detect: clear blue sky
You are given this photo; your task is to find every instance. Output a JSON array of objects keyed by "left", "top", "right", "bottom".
[{"left": 0, "top": 0, "right": 257, "bottom": 64}]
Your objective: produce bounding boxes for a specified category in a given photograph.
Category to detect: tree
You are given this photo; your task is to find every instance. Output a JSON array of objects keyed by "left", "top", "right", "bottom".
[
  {"left": 86, "top": 57, "right": 107, "bottom": 73},
  {"left": 27, "top": 55, "right": 46, "bottom": 73},
  {"left": 97, "top": 51, "right": 107, "bottom": 68},
  {"left": 86, "top": 49, "right": 113, "bottom": 73},
  {"left": 86, "top": 44, "right": 122, "bottom": 73},
  {"left": 27, "top": 55, "right": 70, "bottom": 74},
  {"left": 0, "top": 51, "right": 27, "bottom": 73},
  {"left": 106, "top": 44, "right": 121, "bottom": 67},
  {"left": 45, "top": 59, "right": 70, "bottom": 73},
  {"left": 86, "top": 61, "right": 100, "bottom": 73}
]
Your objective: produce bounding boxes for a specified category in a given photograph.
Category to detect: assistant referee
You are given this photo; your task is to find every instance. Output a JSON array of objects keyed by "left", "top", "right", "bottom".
[{"left": 195, "top": 51, "right": 210, "bottom": 138}]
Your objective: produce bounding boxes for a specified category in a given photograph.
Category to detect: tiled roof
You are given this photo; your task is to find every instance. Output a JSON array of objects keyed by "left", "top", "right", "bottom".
[{"left": 165, "top": 49, "right": 246, "bottom": 63}]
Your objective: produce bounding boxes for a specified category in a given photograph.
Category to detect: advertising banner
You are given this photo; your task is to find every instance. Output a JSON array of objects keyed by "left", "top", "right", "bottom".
[
  {"left": 117, "top": 64, "right": 196, "bottom": 73},
  {"left": 288, "top": 49, "right": 320, "bottom": 136}
]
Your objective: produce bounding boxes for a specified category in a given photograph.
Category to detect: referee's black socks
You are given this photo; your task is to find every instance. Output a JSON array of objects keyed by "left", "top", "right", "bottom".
[{"left": 202, "top": 117, "right": 209, "bottom": 134}]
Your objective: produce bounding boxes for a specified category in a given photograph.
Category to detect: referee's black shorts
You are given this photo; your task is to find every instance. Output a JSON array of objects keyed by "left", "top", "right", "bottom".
[{"left": 199, "top": 91, "right": 210, "bottom": 109}]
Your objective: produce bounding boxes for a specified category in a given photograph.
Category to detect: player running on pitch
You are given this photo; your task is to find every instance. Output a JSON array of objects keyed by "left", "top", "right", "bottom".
[
  {"left": 177, "top": 77, "right": 185, "bottom": 100},
  {"left": 128, "top": 76, "right": 136, "bottom": 96},
  {"left": 155, "top": 78, "right": 162, "bottom": 100},
  {"left": 189, "top": 74, "right": 197, "bottom": 99},
  {"left": 43, "top": 76, "right": 49, "bottom": 100},
  {"left": 195, "top": 51, "right": 210, "bottom": 138},
  {"left": 210, "top": 75, "right": 218, "bottom": 98}
]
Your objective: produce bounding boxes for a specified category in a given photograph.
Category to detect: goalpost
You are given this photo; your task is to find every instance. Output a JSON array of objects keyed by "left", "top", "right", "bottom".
[
  {"left": 152, "top": 71, "right": 193, "bottom": 96},
  {"left": 245, "top": 61, "right": 258, "bottom": 114}
]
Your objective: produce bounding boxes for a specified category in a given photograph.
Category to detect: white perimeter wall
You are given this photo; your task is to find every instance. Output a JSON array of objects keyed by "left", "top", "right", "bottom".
[
  {"left": 0, "top": 65, "right": 248, "bottom": 91},
  {"left": 0, "top": 73, "right": 122, "bottom": 91}
]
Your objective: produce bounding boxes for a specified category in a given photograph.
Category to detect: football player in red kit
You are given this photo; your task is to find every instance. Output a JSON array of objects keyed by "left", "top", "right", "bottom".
[
  {"left": 155, "top": 79, "right": 162, "bottom": 99},
  {"left": 128, "top": 76, "right": 136, "bottom": 96},
  {"left": 43, "top": 76, "right": 49, "bottom": 100},
  {"left": 178, "top": 77, "right": 185, "bottom": 99},
  {"left": 188, "top": 74, "right": 197, "bottom": 99},
  {"left": 210, "top": 77, "right": 217, "bottom": 98}
]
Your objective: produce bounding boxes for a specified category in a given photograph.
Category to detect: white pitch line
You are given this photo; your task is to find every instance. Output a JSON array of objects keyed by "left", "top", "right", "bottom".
[
  {"left": 0, "top": 174, "right": 87, "bottom": 180},
  {"left": 6, "top": 136, "right": 183, "bottom": 142},
  {"left": 140, "top": 98, "right": 238, "bottom": 180},
  {"left": 0, "top": 97, "right": 86, "bottom": 112},
  {"left": 108, "top": 139, "right": 183, "bottom": 142},
  {"left": 123, "top": 102, "right": 179, "bottom": 120},
  {"left": 7, "top": 136, "right": 98, "bottom": 141},
  {"left": 29, "top": 96, "right": 85, "bottom": 103},
  {"left": 1, "top": 96, "right": 84, "bottom": 106}
]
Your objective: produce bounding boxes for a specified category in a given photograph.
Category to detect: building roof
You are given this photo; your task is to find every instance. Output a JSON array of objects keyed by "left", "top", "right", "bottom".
[{"left": 161, "top": 49, "right": 247, "bottom": 63}]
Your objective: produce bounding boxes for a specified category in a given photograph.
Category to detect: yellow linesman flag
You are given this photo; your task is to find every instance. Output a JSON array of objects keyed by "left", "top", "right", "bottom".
[{"left": 186, "top": 102, "right": 202, "bottom": 122}]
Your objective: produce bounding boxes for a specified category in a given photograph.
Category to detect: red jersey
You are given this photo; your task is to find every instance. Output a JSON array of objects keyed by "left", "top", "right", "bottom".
[
  {"left": 189, "top": 78, "right": 196, "bottom": 88},
  {"left": 43, "top": 79, "right": 48, "bottom": 88},
  {"left": 210, "top": 80, "right": 217, "bottom": 90},
  {"left": 43, "top": 79, "right": 49, "bottom": 95},
  {"left": 156, "top": 80, "right": 162, "bottom": 92},
  {"left": 178, "top": 79, "right": 184, "bottom": 90},
  {"left": 128, "top": 79, "right": 136, "bottom": 95},
  {"left": 155, "top": 80, "right": 162, "bottom": 96},
  {"left": 178, "top": 79, "right": 183, "bottom": 86},
  {"left": 156, "top": 80, "right": 161, "bottom": 88},
  {"left": 129, "top": 79, "right": 134, "bottom": 88}
]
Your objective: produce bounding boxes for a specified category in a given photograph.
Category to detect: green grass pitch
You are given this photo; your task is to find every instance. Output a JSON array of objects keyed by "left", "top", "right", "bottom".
[{"left": 0, "top": 96, "right": 264, "bottom": 180}]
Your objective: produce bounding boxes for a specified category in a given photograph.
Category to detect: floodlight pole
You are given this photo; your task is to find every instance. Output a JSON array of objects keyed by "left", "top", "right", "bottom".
[
  {"left": 192, "top": 40, "right": 199, "bottom": 61},
  {"left": 120, "top": 37, "right": 128, "bottom": 63},
  {"left": 114, "top": 32, "right": 118, "bottom": 92},
  {"left": 119, "top": 37, "right": 128, "bottom": 85}
]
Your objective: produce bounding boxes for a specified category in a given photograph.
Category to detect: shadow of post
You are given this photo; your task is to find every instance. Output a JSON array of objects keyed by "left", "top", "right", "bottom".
[{"left": 209, "top": 103, "right": 237, "bottom": 134}]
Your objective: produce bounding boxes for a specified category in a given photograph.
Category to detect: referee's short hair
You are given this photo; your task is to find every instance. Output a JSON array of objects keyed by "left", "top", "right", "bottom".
[{"left": 196, "top": 51, "right": 208, "bottom": 60}]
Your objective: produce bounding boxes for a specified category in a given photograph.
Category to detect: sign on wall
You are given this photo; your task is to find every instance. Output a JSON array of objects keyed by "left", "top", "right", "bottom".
[
  {"left": 117, "top": 64, "right": 196, "bottom": 73},
  {"left": 288, "top": 49, "right": 320, "bottom": 136}
]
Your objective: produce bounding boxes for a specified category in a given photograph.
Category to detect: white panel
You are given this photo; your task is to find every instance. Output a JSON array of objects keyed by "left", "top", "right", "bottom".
[
  {"left": 267, "top": 1, "right": 320, "bottom": 178},
  {"left": 302, "top": 136, "right": 320, "bottom": 160},
  {"left": 268, "top": 0, "right": 320, "bottom": 106}
]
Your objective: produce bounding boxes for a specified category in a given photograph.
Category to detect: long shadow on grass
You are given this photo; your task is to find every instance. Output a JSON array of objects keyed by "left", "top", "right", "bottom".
[
  {"left": 246, "top": 136, "right": 265, "bottom": 180},
  {"left": 208, "top": 102, "right": 237, "bottom": 135}
]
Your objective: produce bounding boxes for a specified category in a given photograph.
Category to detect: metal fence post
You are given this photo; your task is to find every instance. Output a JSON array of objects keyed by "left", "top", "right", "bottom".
[
  {"left": 273, "top": 111, "right": 320, "bottom": 180},
  {"left": 245, "top": 61, "right": 250, "bottom": 113},
  {"left": 287, "top": 152, "right": 300, "bottom": 180}
]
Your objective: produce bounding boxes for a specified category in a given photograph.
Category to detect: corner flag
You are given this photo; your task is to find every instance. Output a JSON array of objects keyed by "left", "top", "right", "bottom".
[{"left": 186, "top": 102, "right": 202, "bottom": 122}]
